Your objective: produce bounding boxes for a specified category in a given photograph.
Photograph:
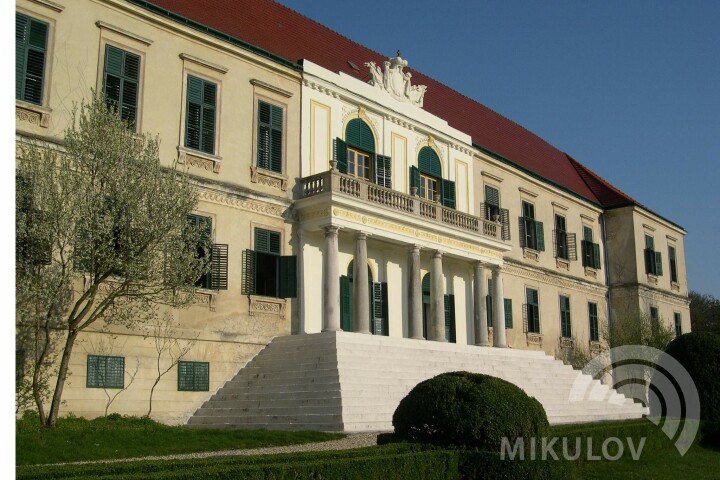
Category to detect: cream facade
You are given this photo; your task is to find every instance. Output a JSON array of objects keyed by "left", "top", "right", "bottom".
[{"left": 16, "top": 0, "right": 690, "bottom": 424}]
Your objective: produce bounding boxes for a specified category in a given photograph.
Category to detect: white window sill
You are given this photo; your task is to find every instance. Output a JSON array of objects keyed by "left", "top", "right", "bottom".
[
  {"left": 250, "top": 165, "right": 288, "bottom": 191},
  {"left": 177, "top": 146, "right": 222, "bottom": 173},
  {"left": 16, "top": 100, "right": 51, "bottom": 128}
]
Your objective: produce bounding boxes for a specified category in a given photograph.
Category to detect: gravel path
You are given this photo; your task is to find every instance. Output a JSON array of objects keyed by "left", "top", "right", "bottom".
[{"left": 45, "top": 433, "right": 381, "bottom": 466}]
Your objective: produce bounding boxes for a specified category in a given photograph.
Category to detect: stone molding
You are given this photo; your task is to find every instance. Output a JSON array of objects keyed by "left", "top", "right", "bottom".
[
  {"left": 526, "top": 333, "right": 543, "bottom": 347},
  {"left": 16, "top": 101, "right": 51, "bottom": 128},
  {"left": 177, "top": 146, "right": 222, "bottom": 173},
  {"left": 249, "top": 295, "right": 287, "bottom": 316},
  {"left": 198, "top": 190, "right": 286, "bottom": 218},
  {"left": 250, "top": 165, "right": 289, "bottom": 191},
  {"left": 503, "top": 261, "right": 607, "bottom": 297},
  {"left": 522, "top": 248, "right": 540, "bottom": 262}
]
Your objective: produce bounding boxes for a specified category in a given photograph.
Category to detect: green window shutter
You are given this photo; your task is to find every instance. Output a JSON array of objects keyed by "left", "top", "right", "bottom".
[
  {"left": 485, "top": 185, "right": 500, "bottom": 208},
  {"left": 381, "top": 282, "right": 389, "bottom": 336},
  {"left": 374, "top": 154, "right": 392, "bottom": 188},
  {"left": 340, "top": 275, "right": 352, "bottom": 331},
  {"left": 583, "top": 226, "right": 593, "bottom": 242},
  {"left": 674, "top": 312, "right": 682, "bottom": 337},
  {"left": 345, "top": 118, "right": 375, "bottom": 153},
  {"left": 535, "top": 220, "right": 545, "bottom": 251},
  {"left": 592, "top": 243, "right": 601, "bottom": 270},
  {"left": 560, "top": 296, "right": 571, "bottom": 338},
  {"left": 103, "top": 45, "right": 140, "bottom": 128},
  {"left": 185, "top": 76, "right": 216, "bottom": 154},
  {"left": 654, "top": 251, "right": 663, "bottom": 276},
  {"left": 371, "top": 282, "right": 386, "bottom": 335},
  {"left": 16, "top": 13, "right": 48, "bottom": 105},
  {"left": 334, "top": 138, "right": 348, "bottom": 174},
  {"left": 486, "top": 278, "right": 493, "bottom": 327},
  {"left": 441, "top": 179, "right": 456, "bottom": 209},
  {"left": 254, "top": 228, "right": 281, "bottom": 255},
  {"left": 504, "top": 298, "right": 513, "bottom": 329},
  {"left": 257, "top": 101, "right": 283, "bottom": 173},
  {"left": 241, "top": 249, "right": 257, "bottom": 295},
  {"left": 500, "top": 208, "right": 511, "bottom": 241},
  {"left": 409, "top": 165, "right": 421, "bottom": 193},
  {"left": 418, "top": 147, "right": 441, "bottom": 177},
  {"left": 210, "top": 244, "right": 228, "bottom": 290},
  {"left": 669, "top": 247, "right": 678, "bottom": 283},
  {"left": 518, "top": 217, "right": 527, "bottom": 248},
  {"left": 526, "top": 288, "right": 540, "bottom": 334},
  {"left": 588, "top": 303, "right": 599, "bottom": 342},
  {"left": 444, "top": 294, "right": 456, "bottom": 343},
  {"left": 645, "top": 235, "right": 654, "bottom": 249},
  {"left": 279, "top": 255, "right": 297, "bottom": 298}
]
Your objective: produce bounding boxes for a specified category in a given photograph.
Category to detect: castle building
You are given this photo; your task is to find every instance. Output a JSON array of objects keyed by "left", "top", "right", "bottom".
[{"left": 16, "top": 0, "right": 689, "bottom": 425}]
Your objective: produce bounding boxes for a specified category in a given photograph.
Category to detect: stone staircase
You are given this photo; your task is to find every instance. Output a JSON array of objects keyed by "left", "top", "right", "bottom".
[{"left": 186, "top": 331, "right": 646, "bottom": 431}]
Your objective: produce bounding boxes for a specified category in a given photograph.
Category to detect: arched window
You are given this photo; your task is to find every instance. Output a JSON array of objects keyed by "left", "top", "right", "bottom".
[
  {"left": 410, "top": 147, "right": 456, "bottom": 208},
  {"left": 332, "top": 118, "right": 391, "bottom": 187}
]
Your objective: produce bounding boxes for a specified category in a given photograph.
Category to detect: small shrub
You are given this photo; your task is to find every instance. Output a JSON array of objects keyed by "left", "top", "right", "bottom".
[
  {"left": 662, "top": 331, "right": 720, "bottom": 445},
  {"left": 392, "top": 371, "right": 548, "bottom": 451}
]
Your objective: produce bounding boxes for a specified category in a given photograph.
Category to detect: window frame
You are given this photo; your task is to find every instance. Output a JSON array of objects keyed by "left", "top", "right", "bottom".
[
  {"left": 555, "top": 214, "right": 569, "bottom": 260},
  {"left": 177, "top": 360, "right": 209, "bottom": 392},
  {"left": 588, "top": 302, "right": 599, "bottom": 342},
  {"left": 86, "top": 355, "right": 125, "bottom": 389},
  {"left": 255, "top": 98, "right": 286, "bottom": 175},
  {"left": 100, "top": 42, "right": 144, "bottom": 132},
  {"left": 419, "top": 172, "right": 439, "bottom": 201},
  {"left": 242, "top": 226, "right": 297, "bottom": 299},
  {"left": 347, "top": 146, "right": 372, "bottom": 180},
  {"left": 673, "top": 312, "right": 682, "bottom": 337},
  {"left": 525, "top": 287, "right": 541, "bottom": 334},
  {"left": 16, "top": 11, "right": 50, "bottom": 106}
]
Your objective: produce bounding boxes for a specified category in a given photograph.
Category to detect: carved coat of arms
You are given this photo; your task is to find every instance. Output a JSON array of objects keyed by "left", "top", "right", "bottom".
[{"left": 365, "top": 53, "right": 427, "bottom": 107}]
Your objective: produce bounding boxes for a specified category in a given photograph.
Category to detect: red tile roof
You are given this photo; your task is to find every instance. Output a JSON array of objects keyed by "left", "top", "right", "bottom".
[{"left": 136, "top": 0, "right": 635, "bottom": 208}]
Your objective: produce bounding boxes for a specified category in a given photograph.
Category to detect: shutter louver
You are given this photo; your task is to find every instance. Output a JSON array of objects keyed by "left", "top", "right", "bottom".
[
  {"left": 371, "top": 282, "right": 384, "bottom": 335},
  {"left": 334, "top": 138, "right": 348, "bottom": 173},
  {"left": 16, "top": 14, "right": 48, "bottom": 105},
  {"left": 279, "top": 255, "right": 297, "bottom": 298},
  {"left": 500, "top": 208, "right": 511, "bottom": 241},
  {"left": 270, "top": 104, "right": 283, "bottom": 173},
  {"left": 655, "top": 251, "right": 663, "bottom": 276},
  {"left": 374, "top": 155, "right": 392, "bottom": 188},
  {"left": 593, "top": 243, "right": 601, "bottom": 270},
  {"left": 210, "top": 244, "right": 228, "bottom": 290},
  {"left": 340, "top": 275, "right": 352, "bottom": 331},
  {"left": 185, "top": 76, "right": 203, "bottom": 151},
  {"left": 444, "top": 294, "right": 456, "bottom": 343},
  {"left": 568, "top": 233, "right": 577, "bottom": 261},
  {"left": 441, "top": 179, "right": 456, "bottom": 209},
  {"left": 535, "top": 221, "right": 545, "bottom": 251},
  {"left": 504, "top": 298, "right": 513, "bottom": 329},
  {"left": 409, "top": 166, "right": 420, "bottom": 193},
  {"left": 16, "top": 14, "right": 28, "bottom": 100},
  {"left": 518, "top": 217, "right": 527, "bottom": 247},
  {"left": 241, "top": 249, "right": 257, "bottom": 295}
]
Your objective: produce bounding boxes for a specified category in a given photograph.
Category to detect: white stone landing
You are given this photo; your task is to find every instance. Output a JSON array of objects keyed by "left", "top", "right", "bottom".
[{"left": 186, "top": 332, "right": 647, "bottom": 431}]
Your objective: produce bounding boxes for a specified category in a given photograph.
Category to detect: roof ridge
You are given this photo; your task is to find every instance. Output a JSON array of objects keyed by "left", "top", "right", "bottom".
[{"left": 565, "top": 153, "right": 635, "bottom": 206}]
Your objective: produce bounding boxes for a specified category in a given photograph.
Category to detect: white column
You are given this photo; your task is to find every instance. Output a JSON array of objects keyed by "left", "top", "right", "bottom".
[
  {"left": 408, "top": 245, "right": 423, "bottom": 339},
  {"left": 353, "top": 231, "right": 371, "bottom": 334},
  {"left": 297, "top": 229, "right": 305, "bottom": 334},
  {"left": 474, "top": 262, "right": 489, "bottom": 346},
  {"left": 492, "top": 265, "right": 507, "bottom": 348},
  {"left": 322, "top": 225, "right": 340, "bottom": 332},
  {"left": 429, "top": 250, "right": 446, "bottom": 342}
]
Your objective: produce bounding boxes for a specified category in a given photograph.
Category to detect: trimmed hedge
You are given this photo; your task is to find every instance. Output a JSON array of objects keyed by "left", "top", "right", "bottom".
[
  {"left": 663, "top": 331, "right": 720, "bottom": 445},
  {"left": 393, "top": 371, "right": 549, "bottom": 450}
]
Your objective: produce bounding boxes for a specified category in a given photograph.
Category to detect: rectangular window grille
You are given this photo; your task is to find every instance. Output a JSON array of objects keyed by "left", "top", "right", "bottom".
[
  {"left": 16, "top": 13, "right": 48, "bottom": 105},
  {"left": 103, "top": 44, "right": 140, "bottom": 129},
  {"left": 560, "top": 295, "right": 572, "bottom": 338},
  {"left": 87, "top": 355, "right": 124, "bottom": 389},
  {"left": 178, "top": 361, "right": 209, "bottom": 391},
  {"left": 588, "top": 302, "right": 599, "bottom": 342},
  {"left": 185, "top": 75, "right": 217, "bottom": 154},
  {"left": 257, "top": 100, "right": 283, "bottom": 173}
]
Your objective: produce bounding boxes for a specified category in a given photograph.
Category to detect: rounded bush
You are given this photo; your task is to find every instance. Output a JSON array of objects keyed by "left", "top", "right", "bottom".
[
  {"left": 663, "top": 331, "right": 720, "bottom": 444},
  {"left": 392, "top": 371, "right": 549, "bottom": 451}
]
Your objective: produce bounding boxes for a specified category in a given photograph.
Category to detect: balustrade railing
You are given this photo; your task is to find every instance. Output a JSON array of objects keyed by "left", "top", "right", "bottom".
[{"left": 299, "top": 170, "right": 503, "bottom": 240}]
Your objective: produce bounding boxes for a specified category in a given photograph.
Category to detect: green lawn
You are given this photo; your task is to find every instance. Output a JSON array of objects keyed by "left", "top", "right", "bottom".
[{"left": 16, "top": 412, "right": 344, "bottom": 466}]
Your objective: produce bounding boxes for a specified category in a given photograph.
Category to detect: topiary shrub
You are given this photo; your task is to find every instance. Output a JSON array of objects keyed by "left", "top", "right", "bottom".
[
  {"left": 392, "top": 371, "right": 548, "bottom": 451},
  {"left": 663, "top": 331, "right": 720, "bottom": 445}
]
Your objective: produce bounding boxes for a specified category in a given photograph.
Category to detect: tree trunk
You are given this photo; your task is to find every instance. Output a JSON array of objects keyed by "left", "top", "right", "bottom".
[
  {"left": 46, "top": 328, "right": 79, "bottom": 427},
  {"left": 147, "top": 377, "right": 160, "bottom": 418}
]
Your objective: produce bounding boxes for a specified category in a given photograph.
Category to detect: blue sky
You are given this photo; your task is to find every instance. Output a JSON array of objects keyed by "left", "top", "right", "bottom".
[{"left": 278, "top": 0, "right": 720, "bottom": 297}]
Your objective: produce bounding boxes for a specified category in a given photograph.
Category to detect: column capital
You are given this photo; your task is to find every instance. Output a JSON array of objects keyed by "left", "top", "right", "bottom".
[
  {"left": 491, "top": 263, "right": 504, "bottom": 274},
  {"left": 355, "top": 230, "right": 368, "bottom": 241},
  {"left": 323, "top": 225, "right": 340, "bottom": 235},
  {"left": 408, "top": 244, "right": 422, "bottom": 254},
  {"left": 433, "top": 250, "right": 443, "bottom": 259},
  {"left": 474, "top": 261, "right": 486, "bottom": 269}
]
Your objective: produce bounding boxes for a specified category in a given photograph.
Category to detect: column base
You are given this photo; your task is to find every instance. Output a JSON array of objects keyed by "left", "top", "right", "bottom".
[
  {"left": 322, "top": 327, "right": 341, "bottom": 332},
  {"left": 356, "top": 329, "right": 372, "bottom": 335},
  {"left": 410, "top": 335, "right": 425, "bottom": 340},
  {"left": 476, "top": 341, "right": 491, "bottom": 347}
]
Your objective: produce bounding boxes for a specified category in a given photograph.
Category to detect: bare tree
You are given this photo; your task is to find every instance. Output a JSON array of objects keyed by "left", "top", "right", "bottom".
[
  {"left": 555, "top": 337, "right": 594, "bottom": 370},
  {"left": 146, "top": 315, "right": 198, "bottom": 418},
  {"left": 16, "top": 95, "right": 209, "bottom": 427}
]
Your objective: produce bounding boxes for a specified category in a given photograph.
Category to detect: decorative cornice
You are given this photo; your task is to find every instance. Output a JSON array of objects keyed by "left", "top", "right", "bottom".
[
  {"left": 250, "top": 79, "right": 293, "bottom": 98},
  {"left": 551, "top": 201, "right": 569, "bottom": 211},
  {"left": 481, "top": 171, "right": 504, "bottom": 183},
  {"left": 504, "top": 260, "right": 607, "bottom": 297},
  {"left": 28, "top": 0, "right": 64, "bottom": 12},
  {"left": 581, "top": 214, "right": 596, "bottom": 223},
  {"left": 96, "top": 21, "right": 153, "bottom": 45},
  {"left": 198, "top": 190, "right": 286, "bottom": 218},
  {"left": 179, "top": 53, "right": 228, "bottom": 74},
  {"left": 519, "top": 187, "right": 538, "bottom": 198}
]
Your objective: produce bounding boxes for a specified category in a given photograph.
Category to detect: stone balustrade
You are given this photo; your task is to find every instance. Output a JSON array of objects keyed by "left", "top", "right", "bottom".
[{"left": 300, "top": 170, "right": 502, "bottom": 240}]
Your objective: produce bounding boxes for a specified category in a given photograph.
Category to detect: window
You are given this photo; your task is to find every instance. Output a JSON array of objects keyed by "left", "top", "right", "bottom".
[
  {"left": 242, "top": 228, "right": 297, "bottom": 298},
  {"left": 87, "top": 355, "right": 124, "bottom": 389},
  {"left": 444, "top": 294, "right": 456, "bottom": 343},
  {"left": 185, "top": 75, "right": 217, "bottom": 154},
  {"left": 484, "top": 185, "right": 510, "bottom": 241},
  {"left": 16, "top": 12, "right": 48, "bottom": 105},
  {"left": 553, "top": 215, "right": 576, "bottom": 261},
  {"left": 257, "top": 100, "right": 283, "bottom": 173},
  {"left": 519, "top": 201, "right": 544, "bottom": 251},
  {"left": 650, "top": 306, "right": 659, "bottom": 322},
  {"left": 16, "top": 349, "right": 26, "bottom": 384},
  {"left": 333, "top": 119, "right": 391, "bottom": 187},
  {"left": 486, "top": 279, "right": 513, "bottom": 328},
  {"left": 559, "top": 296, "right": 572, "bottom": 338},
  {"left": 178, "top": 361, "right": 209, "bottom": 391},
  {"left": 103, "top": 45, "right": 140, "bottom": 129},
  {"left": 644, "top": 235, "right": 663, "bottom": 276},
  {"left": 581, "top": 226, "right": 601, "bottom": 269},
  {"left": 588, "top": 302, "right": 599, "bottom": 342},
  {"left": 186, "top": 214, "right": 228, "bottom": 290},
  {"left": 410, "top": 147, "right": 455, "bottom": 208},
  {"left": 674, "top": 313, "right": 682, "bottom": 337},
  {"left": 525, "top": 288, "right": 540, "bottom": 334},
  {"left": 669, "top": 245, "right": 678, "bottom": 283},
  {"left": 16, "top": 176, "right": 51, "bottom": 267}
]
